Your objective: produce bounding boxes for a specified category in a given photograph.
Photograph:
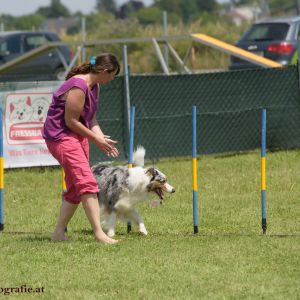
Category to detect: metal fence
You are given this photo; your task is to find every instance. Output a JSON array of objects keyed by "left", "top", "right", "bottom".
[
  {"left": 0, "top": 65, "right": 299, "bottom": 166},
  {"left": 91, "top": 65, "right": 300, "bottom": 165}
]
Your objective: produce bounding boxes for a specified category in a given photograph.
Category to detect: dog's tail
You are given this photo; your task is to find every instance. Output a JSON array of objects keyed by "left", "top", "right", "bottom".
[{"left": 133, "top": 145, "right": 145, "bottom": 167}]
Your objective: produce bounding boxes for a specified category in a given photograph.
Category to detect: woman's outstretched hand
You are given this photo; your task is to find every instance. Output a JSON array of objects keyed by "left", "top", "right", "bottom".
[
  {"left": 94, "top": 135, "right": 119, "bottom": 158},
  {"left": 105, "top": 135, "right": 119, "bottom": 158}
]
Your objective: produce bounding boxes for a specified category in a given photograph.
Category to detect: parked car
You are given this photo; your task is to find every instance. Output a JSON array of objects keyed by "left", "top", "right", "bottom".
[
  {"left": 229, "top": 16, "right": 300, "bottom": 70},
  {"left": 0, "top": 31, "right": 72, "bottom": 81}
]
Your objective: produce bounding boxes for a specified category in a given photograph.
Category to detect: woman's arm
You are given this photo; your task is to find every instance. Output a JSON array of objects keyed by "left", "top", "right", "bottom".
[
  {"left": 64, "top": 87, "right": 116, "bottom": 156},
  {"left": 90, "top": 115, "right": 105, "bottom": 138},
  {"left": 90, "top": 115, "right": 119, "bottom": 157}
]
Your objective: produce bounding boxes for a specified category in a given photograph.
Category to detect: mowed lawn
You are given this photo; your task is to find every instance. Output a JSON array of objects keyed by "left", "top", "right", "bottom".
[{"left": 1, "top": 150, "right": 300, "bottom": 299}]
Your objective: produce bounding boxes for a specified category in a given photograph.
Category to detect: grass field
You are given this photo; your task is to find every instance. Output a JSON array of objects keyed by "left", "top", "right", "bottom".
[{"left": 1, "top": 150, "right": 300, "bottom": 299}]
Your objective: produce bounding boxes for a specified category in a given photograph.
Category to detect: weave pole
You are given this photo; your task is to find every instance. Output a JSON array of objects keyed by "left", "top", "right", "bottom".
[
  {"left": 192, "top": 106, "right": 199, "bottom": 234},
  {"left": 0, "top": 108, "right": 4, "bottom": 231},
  {"left": 127, "top": 105, "right": 136, "bottom": 233},
  {"left": 62, "top": 169, "right": 67, "bottom": 232},
  {"left": 62, "top": 169, "right": 67, "bottom": 198},
  {"left": 261, "top": 108, "right": 267, "bottom": 234}
]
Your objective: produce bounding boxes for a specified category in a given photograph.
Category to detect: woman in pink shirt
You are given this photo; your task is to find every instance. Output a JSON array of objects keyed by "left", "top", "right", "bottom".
[{"left": 43, "top": 53, "right": 120, "bottom": 244}]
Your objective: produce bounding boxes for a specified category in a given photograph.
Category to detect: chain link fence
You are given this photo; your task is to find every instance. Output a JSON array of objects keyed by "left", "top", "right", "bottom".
[
  {"left": 92, "top": 65, "right": 300, "bottom": 164},
  {"left": 0, "top": 65, "right": 299, "bottom": 166}
]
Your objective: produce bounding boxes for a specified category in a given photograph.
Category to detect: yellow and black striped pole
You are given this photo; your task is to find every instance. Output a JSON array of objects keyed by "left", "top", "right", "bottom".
[{"left": 0, "top": 108, "right": 4, "bottom": 231}]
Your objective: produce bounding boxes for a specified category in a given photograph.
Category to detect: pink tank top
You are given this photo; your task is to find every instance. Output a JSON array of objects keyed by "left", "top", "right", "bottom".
[{"left": 43, "top": 77, "right": 99, "bottom": 141}]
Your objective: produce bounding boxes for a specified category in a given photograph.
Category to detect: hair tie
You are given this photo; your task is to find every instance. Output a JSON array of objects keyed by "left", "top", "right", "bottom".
[{"left": 90, "top": 56, "right": 96, "bottom": 66}]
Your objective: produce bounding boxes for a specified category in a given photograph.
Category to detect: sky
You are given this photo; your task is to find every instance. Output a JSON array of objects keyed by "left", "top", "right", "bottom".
[
  {"left": 0, "top": 0, "right": 155, "bottom": 16},
  {"left": 0, "top": 0, "right": 230, "bottom": 17}
]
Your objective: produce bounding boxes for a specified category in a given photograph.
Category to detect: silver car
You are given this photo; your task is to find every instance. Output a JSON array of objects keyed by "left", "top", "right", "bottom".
[{"left": 229, "top": 16, "right": 300, "bottom": 70}]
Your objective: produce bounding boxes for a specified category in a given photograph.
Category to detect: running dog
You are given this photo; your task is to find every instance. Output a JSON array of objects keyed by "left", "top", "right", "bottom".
[{"left": 92, "top": 146, "right": 175, "bottom": 237}]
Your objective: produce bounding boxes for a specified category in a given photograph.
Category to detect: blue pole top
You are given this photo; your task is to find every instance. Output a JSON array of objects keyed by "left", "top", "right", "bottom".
[
  {"left": 128, "top": 106, "right": 136, "bottom": 165},
  {"left": 261, "top": 108, "right": 267, "bottom": 157},
  {"left": 192, "top": 106, "right": 197, "bottom": 158}
]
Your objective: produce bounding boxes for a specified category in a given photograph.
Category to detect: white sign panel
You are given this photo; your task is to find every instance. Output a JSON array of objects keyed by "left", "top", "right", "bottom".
[{"left": 3, "top": 92, "right": 59, "bottom": 168}]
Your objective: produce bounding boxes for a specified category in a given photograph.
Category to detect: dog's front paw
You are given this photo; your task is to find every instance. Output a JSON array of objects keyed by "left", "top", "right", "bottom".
[
  {"left": 139, "top": 224, "right": 148, "bottom": 236},
  {"left": 107, "top": 229, "right": 116, "bottom": 237}
]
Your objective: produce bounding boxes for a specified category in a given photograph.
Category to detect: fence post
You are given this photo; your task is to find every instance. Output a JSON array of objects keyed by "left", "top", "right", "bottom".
[
  {"left": 123, "top": 45, "right": 133, "bottom": 233},
  {"left": 163, "top": 11, "right": 169, "bottom": 69},
  {"left": 122, "top": 45, "right": 131, "bottom": 155},
  {"left": 296, "top": 37, "right": 300, "bottom": 86},
  {"left": 81, "top": 16, "right": 86, "bottom": 63}
]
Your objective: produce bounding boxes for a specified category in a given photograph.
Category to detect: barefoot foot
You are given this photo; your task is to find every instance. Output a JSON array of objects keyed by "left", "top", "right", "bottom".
[
  {"left": 51, "top": 231, "right": 69, "bottom": 242},
  {"left": 95, "top": 231, "right": 119, "bottom": 244}
]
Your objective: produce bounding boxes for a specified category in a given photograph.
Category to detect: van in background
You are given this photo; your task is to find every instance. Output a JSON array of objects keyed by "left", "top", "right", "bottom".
[{"left": 0, "top": 31, "right": 72, "bottom": 81}]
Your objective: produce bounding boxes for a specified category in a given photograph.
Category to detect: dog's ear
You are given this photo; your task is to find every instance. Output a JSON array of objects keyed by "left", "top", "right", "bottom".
[{"left": 145, "top": 167, "right": 156, "bottom": 178}]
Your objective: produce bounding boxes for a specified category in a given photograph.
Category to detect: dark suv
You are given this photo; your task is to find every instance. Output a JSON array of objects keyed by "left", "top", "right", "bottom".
[
  {"left": 229, "top": 16, "right": 300, "bottom": 70},
  {"left": 0, "top": 31, "right": 71, "bottom": 81}
]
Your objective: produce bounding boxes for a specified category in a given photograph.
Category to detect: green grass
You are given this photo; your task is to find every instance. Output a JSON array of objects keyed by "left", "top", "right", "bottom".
[{"left": 1, "top": 150, "right": 300, "bottom": 299}]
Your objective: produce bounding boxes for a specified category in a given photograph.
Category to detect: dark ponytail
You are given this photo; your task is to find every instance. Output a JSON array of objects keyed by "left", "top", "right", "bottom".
[{"left": 65, "top": 53, "right": 120, "bottom": 80}]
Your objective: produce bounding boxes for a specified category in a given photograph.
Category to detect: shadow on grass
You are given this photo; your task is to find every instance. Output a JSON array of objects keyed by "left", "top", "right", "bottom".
[
  {"left": 133, "top": 231, "right": 300, "bottom": 238},
  {"left": 1, "top": 231, "right": 300, "bottom": 240},
  {"left": 59, "top": 227, "right": 300, "bottom": 238},
  {"left": 23, "top": 235, "right": 52, "bottom": 242},
  {"left": 73, "top": 229, "right": 131, "bottom": 237},
  {"left": 1, "top": 231, "right": 45, "bottom": 235},
  {"left": 185, "top": 232, "right": 300, "bottom": 238},
  {"left": 1, "top": 231, "right": 51, "bottom": 242}
]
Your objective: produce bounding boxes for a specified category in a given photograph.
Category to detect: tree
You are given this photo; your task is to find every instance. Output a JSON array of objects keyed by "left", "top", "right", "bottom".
[
  {"left": 15, "top": 14, "right": 45, "bottom": 30},
  {"left": 179, "top": 0, "right": 198, "bottom": 23},
  {"left": 229, "top": 0, "right": 256, "bottom": 4},
  {"left": 36, "top": 0, "right": 70, "bottom": 18},
  {"left": 195, "top": 0, "right": 218, "bottom": 12},
  {"left": 118, "top": 1, "right": 144, "bottom": 19},
  {"left": 134, "top": 5, "right": 180, "bottom": 25},
  {"left": 153, "top": 0, "right": 218, "bottom": 23},
  {"left": 134, "top": 6, "right": 172, "bottom": 24},
  {"left": 154, "top": 0, "right": 181, "bottom": 14},
  {"left": 229, "top": 0, "right": 298, "bottom": 15},
  {"left": 96, "top": 0, "right": 117, "bottom": 15},
  {"left": 0, "top": 14, "right": 15, "bottom": 30},
  {"left": 268, "top": 0, "right": 297, "bottom": 13}
]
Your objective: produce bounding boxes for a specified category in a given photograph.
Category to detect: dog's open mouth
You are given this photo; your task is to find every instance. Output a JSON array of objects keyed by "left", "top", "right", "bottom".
[{"left": 154, "top": 188, "right": 164, "bottom": 200}]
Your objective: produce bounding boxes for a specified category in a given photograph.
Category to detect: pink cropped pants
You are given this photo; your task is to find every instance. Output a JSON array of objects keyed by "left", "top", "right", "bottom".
[{"left": 45, "top": 133, "right": 99, "bottom": 204}]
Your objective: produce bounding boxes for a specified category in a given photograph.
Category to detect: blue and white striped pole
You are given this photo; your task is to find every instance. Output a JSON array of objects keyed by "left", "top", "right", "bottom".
[
  {"left": 192, "top": 106, "right": 199, "bottom": 234},
  {"left": 261, "top": 108, "right": 267, "bottom": 234},
  {"left": 0, "top": 108, "right": 4, "bottom": 231},
  {"left": 127, "top": 106, "right": 135, "bottom": 233}
]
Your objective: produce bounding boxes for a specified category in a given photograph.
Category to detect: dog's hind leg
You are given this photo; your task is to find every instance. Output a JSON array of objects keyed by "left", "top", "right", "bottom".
[
  {"left": 126, "top": 209, "right": 148, "bottom": 236},
  {"left": 106, "top": 212, "right": 117, "bottom": 237}
]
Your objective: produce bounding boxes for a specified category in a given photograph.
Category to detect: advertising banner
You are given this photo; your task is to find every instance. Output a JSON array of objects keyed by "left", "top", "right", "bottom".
[{"left": 1, "top": 83, "right": 59, "bottom": 168}]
